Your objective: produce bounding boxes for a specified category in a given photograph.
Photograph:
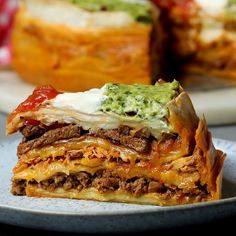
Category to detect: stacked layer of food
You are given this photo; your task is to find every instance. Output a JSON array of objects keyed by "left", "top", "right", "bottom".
[
  {"left": 11, "top": 0, "right": 161, "bottom": 91},
  {"left": 6, "top": 81, "right": 225, "bottom": 206},
  {"left": 152, "top": 0, "right": 236, "bottom": 88}
]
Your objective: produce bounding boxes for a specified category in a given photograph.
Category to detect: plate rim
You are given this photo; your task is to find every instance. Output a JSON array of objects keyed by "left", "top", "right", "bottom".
[{"left": 0, "top": 195, "right": 236, "bottom": 217}]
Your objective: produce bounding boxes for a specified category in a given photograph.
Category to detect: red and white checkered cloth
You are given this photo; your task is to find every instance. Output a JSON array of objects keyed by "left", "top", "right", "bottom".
[{"left": 0, "top": 0, "right": 18, "bottom": 66}]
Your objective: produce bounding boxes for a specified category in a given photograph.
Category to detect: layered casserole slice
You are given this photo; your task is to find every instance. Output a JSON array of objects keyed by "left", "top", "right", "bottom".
[
  {"left": 152, "top": 0, "right": 236, "bottom": 88},
  {"left": 6, "top": 81, "right": 225, "bottom": 206},
  {"left": 11, "top": 0, "right": 161, "bottom": 91}
]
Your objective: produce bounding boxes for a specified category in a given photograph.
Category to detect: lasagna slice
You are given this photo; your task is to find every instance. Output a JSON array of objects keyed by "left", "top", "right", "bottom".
[
  {"left": 152, "top": 0, "right": 236, "bottom": 89},
  {"left": 6, "top": 81, "right": 225, "bottom": 206},
  {"left": 11, "top": 0, "right": 161, "bottom": 91}
]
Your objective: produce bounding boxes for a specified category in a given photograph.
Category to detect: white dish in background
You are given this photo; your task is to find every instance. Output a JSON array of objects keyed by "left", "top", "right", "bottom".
[
  {"left": 0, "top": 137, "right": 236, "bottom": 233},
  {"left": 0, "top": 71, "right": 34, "bottom": 114},
  {"left": 0, "top": 70, "right": 236, "bottom": 125}
]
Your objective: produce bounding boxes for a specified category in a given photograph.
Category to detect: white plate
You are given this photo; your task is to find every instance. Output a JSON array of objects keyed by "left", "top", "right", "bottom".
[
  {"left": 0, "top": 71, "right": 236, "bottom": 125},
  {"left": 0, "top": 137, "right": 236, "bottom": 233}
]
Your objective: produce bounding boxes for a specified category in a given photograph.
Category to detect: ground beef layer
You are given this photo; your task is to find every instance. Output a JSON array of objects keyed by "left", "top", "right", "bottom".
[
  {"left": 12, "top": 170, "right": 209, "bottom": 201},
  {"left": 18, "top": 124, "right": 151, "bottom": 155}
]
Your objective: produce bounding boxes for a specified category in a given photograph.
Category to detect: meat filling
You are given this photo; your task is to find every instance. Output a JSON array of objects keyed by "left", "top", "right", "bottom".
[
  {"left": 18, "top": 124, "right": 151, "bottom": 155},
  {"left": 12, "top": 170, "right": 209, "bottom": 200},
  {"left": 18, "top": 125, "right": 82, "bottom": 155}
]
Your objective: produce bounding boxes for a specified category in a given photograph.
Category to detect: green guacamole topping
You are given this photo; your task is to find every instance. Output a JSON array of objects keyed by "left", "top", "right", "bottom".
[
  {"left": 100, "top": 81, "right": 180, "bottom": 121},
  {"left": 225, "top": 0, "right": 236, "bottom": 19},
  {"left": 227, "top": 0, "right": 236, "bottom": 6},
  {"left": 67, "top": 0, "right": 152, "bottom": 23}
]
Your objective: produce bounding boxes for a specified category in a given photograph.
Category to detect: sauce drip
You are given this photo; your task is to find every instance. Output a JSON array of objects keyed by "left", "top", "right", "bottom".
[{"left": 8, "top": 85, "right": 59, "bottom": 122}]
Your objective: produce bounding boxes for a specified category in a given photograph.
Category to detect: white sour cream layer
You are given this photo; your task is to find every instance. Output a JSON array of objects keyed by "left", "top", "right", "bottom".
[{"left": 50, "top": 86, "right": 107, "bottom": 114}]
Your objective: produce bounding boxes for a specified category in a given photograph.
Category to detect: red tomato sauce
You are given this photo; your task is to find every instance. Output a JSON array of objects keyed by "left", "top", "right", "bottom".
[
  {"left": 151, "top": 0, "right": 195, "bottom": 22},
  {"left": 24, "top": 119, "right": 41, "bottom": 126},
  {"left": 8, "top": 85, "right": 59, "bottom": 122},
  {"left": 151, "top": 0, "right": 193, "bottom": 9}
]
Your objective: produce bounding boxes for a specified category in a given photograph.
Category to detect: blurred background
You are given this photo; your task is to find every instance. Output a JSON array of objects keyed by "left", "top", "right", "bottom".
[{"left": 0, "top": 0, "right": 17, "bottom": 66}]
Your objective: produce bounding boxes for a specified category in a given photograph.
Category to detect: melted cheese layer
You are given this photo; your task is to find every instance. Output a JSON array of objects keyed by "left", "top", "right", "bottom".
[
  {"left": 14, "top": 160, "right": 200, "bottom": 190},
  {"left": 25, "top": 185, "right": 206, "bottom": 206},
  {"left": 15, "top": 136, "right": 199, "bottom": 189}
]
